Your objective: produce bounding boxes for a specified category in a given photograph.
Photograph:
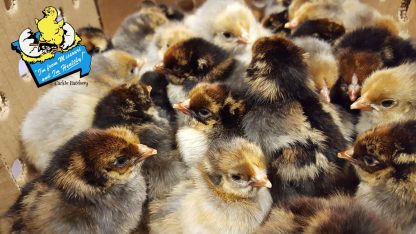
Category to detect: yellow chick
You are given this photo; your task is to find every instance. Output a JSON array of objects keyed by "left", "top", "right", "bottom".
[{"left": 35, "top": 6, "right": 64, "bottom": 49}]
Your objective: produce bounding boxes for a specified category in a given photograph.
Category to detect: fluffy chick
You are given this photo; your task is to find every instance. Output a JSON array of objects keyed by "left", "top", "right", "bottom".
[
  {"left": 339, "top": 120, "right": 416, "bottom": 233},
  {"left": 292, "top": 19, "right": 346, "bottom": 44},
  {"left": 184, "top": 0, "right": 270, "bottom": 63},
  {"left": 174, "top": 82, "right": 246, "bottom": 167},
  {"left": 92, "top": 82, "right": 185, "bottom": 200},
  {"left": 77, "top": 26, "right": 113, "bottom": 54},
  {"left": 6, "top": 127, "right": 156, "bottom": 234},
  {"left": 256, "top": 195, "right": 395, "bottom": 234},
  {"left": 333, "top": 27, "right": 416, "bottom": 106},
  {"left": 155, "top": 38, "right": 236, "bottom": 109},
  {"left": 21, "top": 50, "right": 144, "bottom": 173},
  {"left": 112, "top": 6, "right": 168, "bottom": 57},
  {"left": 293, "top": 36, "right": 339, "bottom": 103},
  {"left": 352, "top": 63, "right": 416, "bottom": 133},
  {"left": 149, "top": 138, "right": 272, "bottom": 234},
  {"left": 243, "top": 35, "right": 358, "bottom": 202}
]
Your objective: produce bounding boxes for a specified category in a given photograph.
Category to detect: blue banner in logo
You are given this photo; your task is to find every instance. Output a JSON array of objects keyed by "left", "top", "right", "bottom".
[{"left": 11, "top": 40, "right": 91, "bottom": 87}]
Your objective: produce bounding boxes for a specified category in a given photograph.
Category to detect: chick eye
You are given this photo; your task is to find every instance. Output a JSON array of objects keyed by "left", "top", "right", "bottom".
[
  {"left": 114, "top": 156, "right": 129, "bottom": 168},
  {"left": 231, "top": 174, "right": 242, "bottom": 181},
  {"left": 222, "top": 32, "right": 232, "bottom": 39},
  {"left": 130, "top": 66, "right": 139, "bottom": 75},
  {"left": 380, "top": 99, "right": 396, "bottom": 108},
  {"left": 363, "top": 155, "right": 379, "bottom": 167},
  {"left": 197, "top": 109, "right": 212, "bottom": 119}
]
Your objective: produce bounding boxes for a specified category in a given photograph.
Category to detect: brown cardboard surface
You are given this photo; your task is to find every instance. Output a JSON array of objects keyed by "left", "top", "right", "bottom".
[{"left": 0, "top": 0, "right": 101, "bottom": 228}]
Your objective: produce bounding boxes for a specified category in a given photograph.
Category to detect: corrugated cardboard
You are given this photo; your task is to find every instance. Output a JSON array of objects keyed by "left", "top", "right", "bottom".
[{"left": 0, "top": 0, "right": 100, "bottom": 231}]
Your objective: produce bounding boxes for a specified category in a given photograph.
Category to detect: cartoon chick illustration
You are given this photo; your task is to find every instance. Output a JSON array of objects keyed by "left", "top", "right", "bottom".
[{"left": 35, "top": 6, "right": 65, "bottom": 51}]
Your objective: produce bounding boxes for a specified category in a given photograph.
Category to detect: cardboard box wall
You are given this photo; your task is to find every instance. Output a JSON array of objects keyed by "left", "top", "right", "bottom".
[
  {"left": 0, "top": 0, "right": 414, "bottom": 232},
  {"left": 0, "top": 0, "right": 100, "bottom": 231}
]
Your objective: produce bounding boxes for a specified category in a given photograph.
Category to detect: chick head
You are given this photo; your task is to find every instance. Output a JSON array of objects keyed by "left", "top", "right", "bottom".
[
  {"left": 246, "top": 35, "right": 311, "bottom": 102},
  {"left": 292, "top": 19, "right": 345, "bottom": 43},
  {"left": 350, "top": 63, "right": 416, "bottom": 122},
  {"left": 43, "top": 6, "right": 58, "bottom": 18},
  {"left": 212, "top": 3, "right": 253, "bottom": 54},
  {"left": 51, "top": 127, "right": 156, "bottom": 190},
  {"left": 154, "top": 23, "right": 195, "bottom": 59},
  {"left": 91, "top": 50, "right": 144, "bottom": 84},
  {"left": 308, "top": 56, "right": 339, "bottom": 103},
  {"left": 78, "top": 27, "right": 112, "bottom": 54},
  {"left": 174, "top": 82, "right": 245, "bottom": 128},
  {"left": 338, "top": 121, "right": 416, "bottom": 200},
  {"left": 156, "top": 38, "right": 230, "bottom": 85},
  {"left": 200, "top": 137, "right": 271, "bottom": 200},
  {"left": 337, "top": 49, "right": 383, "bottom": 102}
]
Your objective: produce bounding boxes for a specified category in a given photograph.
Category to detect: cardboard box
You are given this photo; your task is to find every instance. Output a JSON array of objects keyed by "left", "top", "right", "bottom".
[{"left": 0, "top": 0, "right": 100, "bottom": 231}]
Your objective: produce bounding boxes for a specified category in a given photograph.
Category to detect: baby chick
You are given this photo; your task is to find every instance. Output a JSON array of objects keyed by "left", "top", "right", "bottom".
[
  {"left": 35, "top": 6, "right": 64, "bottom": 50},
  {"left": 6, "top": 127, "right": 156, "bottom": 234},
  {"left": 149, "top": 137, "right": 272, "bottom": 234},
  {"left": 292, "top": 19, "right": 346, "bottom": 44},
  {"left": 21, "top": 50, "right": 144, "bottom": 173},
  {"left": 184, "top": 0, "right": 270, "bottom": 64},
  {"left": 334, "top": 27, "right": 416, "bottom": 105},
  {"left": 112, "top": 6, "right": 168, "bottom": 57},
  {"left": 155, "top": 38, "right": 237, "bottom": 110},
  {"left": 92, "top": 82, "right": 185, "bottom": 200},
  {"left": 293, "top": 36, "right": 339, "bottom": 103},
  {"left": 174, "top": 82, "right": 246, "bottom": 167},
  {"left": 77, "top": 26, "right": 113, "bottom": 54},
  {"left": 338, "top": 120, "right": 416, "bottom": 233},
  {"left": 243, "top": 35, "right": 358, "bottom": 202},
  {"left": 352, "top": 63, "right": 416, "bottom": 133},
  {"left": 256, "top": 195, "right": 395, "bottom": 234}
]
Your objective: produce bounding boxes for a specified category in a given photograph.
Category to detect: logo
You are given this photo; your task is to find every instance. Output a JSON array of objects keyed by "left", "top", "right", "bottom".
[{"left": 11, "top": 6, "right": 92, "bottom": 87}]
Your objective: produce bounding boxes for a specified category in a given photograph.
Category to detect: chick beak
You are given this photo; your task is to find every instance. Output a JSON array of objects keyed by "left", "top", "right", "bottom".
[
  {"left": 348, "top": 73, "right": 360, "bottom": 101},
  {"left": 284, "top": 19, "right": 298, "bottom": 29},
  {"left": 320, "top": 84, "right": 331, "bottom": 103},
  {"left": 250, "top": 171, "right": 272, "bottom": 188},
  {"left": 137, "top": 144, "right": 157, "bottom": 161},
  {"left": 338, "top": 148, "right": 354, "bottom": 162},
  {"left": 173, "top": 99, "right": 191, "bottom": 115},
  {"left": 350, "top": 97, "right": 372, "bottom": 111},
  {"left": 154, "top": 63, "right": 165, "bottom": 73}
]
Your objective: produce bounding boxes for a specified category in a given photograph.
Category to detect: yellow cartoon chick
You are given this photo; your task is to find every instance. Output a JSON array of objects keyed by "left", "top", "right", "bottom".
[{"left": 35, "top": 6, "right": 64, "bottom": 50}]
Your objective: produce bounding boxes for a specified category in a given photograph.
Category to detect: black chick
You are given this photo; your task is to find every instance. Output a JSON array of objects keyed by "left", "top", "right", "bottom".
[
  {"left": 93, "top": 83, "right": 185, "bottom": 201},
  {"left": 339, "top": 120, "right": 416, "bottom": 233},
  {"left": 77, "top": 26, "right": 113, "bottom": 54},
  {"left": 292, "top": 19, "right": 345, "bottom": 44},
  {"left": 332, "top": 26, "right": 416, "bottom": 110},
  {"left": 5, "top": 127, "right": 155, "bottom": 234},
  {"left": 243, "top": 35, "right": 358, "bottom": 203},
  {"left": 262, "top": 9, "right": 290, "bottom": 35}
]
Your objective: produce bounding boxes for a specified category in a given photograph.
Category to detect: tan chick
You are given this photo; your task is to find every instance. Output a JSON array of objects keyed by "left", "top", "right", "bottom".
[
  {"left": 149, "top": 137, "right": 272, "bottom": 234},
  {"left": 351, "top": 63, "right": 416, "bottom": 133},
  {"left": 21, "top": 50, "right": 144, "bottom": 173},
  {"left": 6, "top": 127, "right": 156, "bottom": 234},
  {"left": 339, "top": 120, "right": 416, "bottom": 233}
]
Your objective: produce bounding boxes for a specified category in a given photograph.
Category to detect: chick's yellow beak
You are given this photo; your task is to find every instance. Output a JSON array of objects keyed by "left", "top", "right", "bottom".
[
  {"left": 137, "top": 144, "right": 157, "bottom": 161},
  {"left": 250, "top": 169, "right": 272, "bottom": 188},
  {"left": 351, "top": 97, "right": 372, "bottom": 111},
  {"left": 173, "top": 99, "right": 191, "bottom": 115}
]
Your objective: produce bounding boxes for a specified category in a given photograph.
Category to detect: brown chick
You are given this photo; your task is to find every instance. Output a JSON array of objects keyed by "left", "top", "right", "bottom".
[
  {"left": 77, "top": 26, "right": 112, "bottom": 54},
  {"left": 243, "top": 35, "right": 358, "bottom": 203},
  {"left": 149, "top": 137, "right": 272, "bottom": 234},
  {"left": 338, "top": 120, "right": 416, "bottom": 233},
  {"left": 112, "top": 6, "right": 168, "bottom": 57},
  {"left": 174, "top": 82, "right": 246, "bottom": 167},
  {"left": 351, "top": 63, "right": 416, "bottom": 133},
  {"left": 5, "top": 127, "right": 156, "bottom": 234},
  {"left": 332, "top": 27, "right": 416, "bottom": 110},
  {"left": 256, "top": 195, "right": 396, "bottom": 234},
  {"left": 293, "top": 36, "right": 339, "bottom": 103}
]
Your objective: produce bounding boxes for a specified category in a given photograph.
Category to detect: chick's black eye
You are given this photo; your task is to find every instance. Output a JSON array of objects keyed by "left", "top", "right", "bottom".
[
  {"left": 114, "top": 156, "right": 129, "bottom": 167},
  {"left": 197, "top": 109, "right": 212, "bottom": 118},
  {"left": 231, "top": 174, "right": 241, "bottom": 181},
  {"left": 381, "top": 99, "right": 396, "bottom": 108},
  {"left": 363, "top": 156, "right": 379, "bottom": 167},
  {"left": 222, "top": 32, "right": 232, "bottom": 38}
]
